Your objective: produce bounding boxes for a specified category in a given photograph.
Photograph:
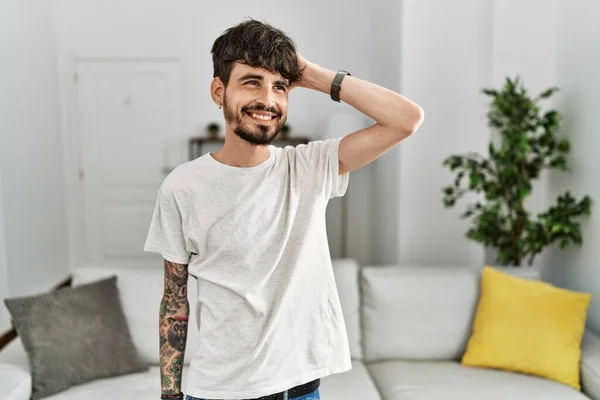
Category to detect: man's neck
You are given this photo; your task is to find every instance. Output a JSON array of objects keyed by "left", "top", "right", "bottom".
[{"left": 210, "top": 131, "right": 270, "bottom": 168}]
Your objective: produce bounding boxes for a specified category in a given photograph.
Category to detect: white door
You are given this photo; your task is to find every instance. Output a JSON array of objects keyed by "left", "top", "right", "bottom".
[{"left": 76, "top": 59, "right": 182, "bottom": 266}]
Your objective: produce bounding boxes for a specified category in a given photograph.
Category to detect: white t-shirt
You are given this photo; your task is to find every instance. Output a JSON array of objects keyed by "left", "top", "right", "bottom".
[{"left": 144, "top": 137, "right": 352, "bottom": 399}]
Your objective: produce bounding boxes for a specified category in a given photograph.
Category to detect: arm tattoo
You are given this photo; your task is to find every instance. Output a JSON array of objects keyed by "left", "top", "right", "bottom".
[{"left": 160, "top": 259, "right": 189, "bottom": 394}]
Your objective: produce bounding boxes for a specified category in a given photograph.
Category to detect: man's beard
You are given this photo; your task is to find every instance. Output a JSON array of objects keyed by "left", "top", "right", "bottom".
[{"left": 223, "top": 96, "right": 285, "bottom": 146}]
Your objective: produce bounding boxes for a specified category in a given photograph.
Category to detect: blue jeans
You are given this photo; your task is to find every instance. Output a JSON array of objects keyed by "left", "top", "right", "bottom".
[{"left": 185, "top": 388, "right": 320, "bottom": 400}]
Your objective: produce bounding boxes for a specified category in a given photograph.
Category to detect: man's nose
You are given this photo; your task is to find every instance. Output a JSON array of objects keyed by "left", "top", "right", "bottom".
[{"left": 257, "top": 87, "right": 276, "bottom": 109}]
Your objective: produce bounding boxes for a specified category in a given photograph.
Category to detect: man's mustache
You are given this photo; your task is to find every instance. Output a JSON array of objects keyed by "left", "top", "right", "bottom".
[{"left": 242, "top": 105, "right": 281, "bottom": 117}]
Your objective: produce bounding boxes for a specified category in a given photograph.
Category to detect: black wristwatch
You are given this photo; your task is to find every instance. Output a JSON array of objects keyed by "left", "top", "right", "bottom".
[{"left": 330, "top": 70, "right": 351, "bottom": 102}]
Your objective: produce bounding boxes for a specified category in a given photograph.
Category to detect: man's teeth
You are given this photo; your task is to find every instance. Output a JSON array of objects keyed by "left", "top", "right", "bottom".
[{"left": 250, "top": 113, "right": 274, "bottom": 120}]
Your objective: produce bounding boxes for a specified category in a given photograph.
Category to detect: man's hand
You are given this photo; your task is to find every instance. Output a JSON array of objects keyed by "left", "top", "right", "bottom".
[
  {"left": 290, "top": 53, "right": 328, "bottom": 91},
  {"left": 296, "top": 53, "right": 308, "bottom": 76}
]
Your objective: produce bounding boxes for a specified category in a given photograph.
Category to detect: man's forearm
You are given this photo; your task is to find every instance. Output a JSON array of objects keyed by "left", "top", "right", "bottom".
[
  {"left": 160, "top": 260, "right": 190, "bottom": 395},
  {"left": 159, "top": 299, "right": 188, "bottom": 394},
  {"left": 299, "top": 61, "right": 423, "bottom": 135}
]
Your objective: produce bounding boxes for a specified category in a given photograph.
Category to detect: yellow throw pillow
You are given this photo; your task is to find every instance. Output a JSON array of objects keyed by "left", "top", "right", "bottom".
[{"left": 461, "top": 266, "right": 592, "bottom": 390}]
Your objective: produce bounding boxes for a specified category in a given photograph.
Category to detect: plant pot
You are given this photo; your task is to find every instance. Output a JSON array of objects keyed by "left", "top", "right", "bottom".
[
  {"left": 483, "top": 247, "right": 540, "bottom": 280},
  {"left": 207, "top": 130, "right": 219, "bottom": 139},
  {"left": 486, "top": 264, "right": 541, "bottom": 280}
]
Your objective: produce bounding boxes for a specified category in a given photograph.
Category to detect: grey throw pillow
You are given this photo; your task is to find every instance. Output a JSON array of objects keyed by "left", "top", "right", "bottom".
[{"left": 4, "top": 275, "right": 148, "bottom": 399}]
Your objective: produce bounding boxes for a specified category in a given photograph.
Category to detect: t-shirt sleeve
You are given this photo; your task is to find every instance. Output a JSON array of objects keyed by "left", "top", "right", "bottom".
[
  {"left": 295, "top": 137, "right": 350, "bottom": 200},
  {"left": 143, "top": 181, "right": 192, "bottom": 264}
]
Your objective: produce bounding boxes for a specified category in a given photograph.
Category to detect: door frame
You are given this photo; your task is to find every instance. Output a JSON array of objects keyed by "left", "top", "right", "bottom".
[{"left": 58, "top": 54, "right": 181, "bottom": 270}]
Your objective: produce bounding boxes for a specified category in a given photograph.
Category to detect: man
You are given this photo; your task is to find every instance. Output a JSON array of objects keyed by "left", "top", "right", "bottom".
[{"left": 144, "top": 18, "right": 423, "bottom": 400}]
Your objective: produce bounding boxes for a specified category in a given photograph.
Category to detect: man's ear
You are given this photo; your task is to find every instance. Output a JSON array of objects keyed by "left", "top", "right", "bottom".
[{"left": 210, "top": 77, "right": 225, "bottom": 106}]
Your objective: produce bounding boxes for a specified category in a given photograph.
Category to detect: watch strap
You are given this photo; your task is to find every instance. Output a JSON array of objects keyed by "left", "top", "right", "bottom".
[{"left": 330, "top": 70, "right": 351, "bottom": 102}]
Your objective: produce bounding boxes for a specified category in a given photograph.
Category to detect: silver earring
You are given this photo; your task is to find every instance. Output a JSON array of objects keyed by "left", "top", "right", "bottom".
[{"left": 218, "top": 105, "right": 222, "bottom": 109}]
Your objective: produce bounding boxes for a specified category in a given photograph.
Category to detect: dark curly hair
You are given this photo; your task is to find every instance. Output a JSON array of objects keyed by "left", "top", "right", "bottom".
[{"left": 211, "top": 18, "right": 304, "bottom": 87}]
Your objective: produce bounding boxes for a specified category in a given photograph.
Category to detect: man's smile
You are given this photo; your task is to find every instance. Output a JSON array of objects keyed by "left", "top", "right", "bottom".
[{"left": 245, "top": 111, "right": 278, "bottom": 122}]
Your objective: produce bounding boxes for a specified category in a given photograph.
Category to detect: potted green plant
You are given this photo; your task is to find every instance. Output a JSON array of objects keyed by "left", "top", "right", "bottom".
[
  {"left": 279, "top": 123, "right": 291, "bottom": 139},
  {"left": 441, "top": 76, "right": 592, "bottom": 268},
  {"left": 206, "top": 122, "right": 220, "bottom": 139}
]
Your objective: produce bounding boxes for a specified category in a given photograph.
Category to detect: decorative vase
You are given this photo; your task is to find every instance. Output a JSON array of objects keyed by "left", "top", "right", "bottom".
[
  {"left": 205, "top": 122, "right": 221, "bottom": 139},
  {"left": 279, "top": 124, "right": 290, "bottom": 139},
  {"left": 486, "top": 264, "right": 541, "bottom": 280},
  {"left": 484, "top": 247, "right": 540, "bottom": 280},
  {"left": 207, "top": 129, "right": 219, "bottom": 139}
]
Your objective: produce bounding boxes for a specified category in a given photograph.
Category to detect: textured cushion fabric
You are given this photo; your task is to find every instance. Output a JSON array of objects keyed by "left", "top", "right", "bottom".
[
  {"left": 462, "top": 266, "right": 592, "bottom": 391},
  {"left": 318, "top": 360, "right": 381, "bottom": 400},
  {"left": 0, "top": 364, "right": 31, "bottom": 400},
  {"left": 71, "top": 265, "right": 199, "bottom": 365},
  {"left": 361, "top": 265, "right": 480, "bottom": 362},
  {"left": 331, "top": 258, "right": 363, "bottom": 360},
  {"left": 3, "top": 276, "right": 148, "bottom": 400},
  {"left": 582, "top": 330, "right": 600, "bottom": 400},
  {"left": 366, "top": 360, "right": 590, "bottom": 400}
]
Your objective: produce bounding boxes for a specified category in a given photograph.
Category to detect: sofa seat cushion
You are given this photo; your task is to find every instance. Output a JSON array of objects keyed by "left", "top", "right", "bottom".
[
  {"left": 366, "top": 360, "right": 589, "bottom": 400},
  {"left": 0, "top": 363, "right": 31, "bottom": 400},
  {"left": 29, "top": 361, "right": 380, "bottom": 400},
  {"left": 40, "top": 366, "right": 186, "bottom": 400},
  {"left": 0, "top": 337, "right": 29, "bottom": 372},
  {"left": 319, "top": 360, "right": 381, "bottom": 400}
]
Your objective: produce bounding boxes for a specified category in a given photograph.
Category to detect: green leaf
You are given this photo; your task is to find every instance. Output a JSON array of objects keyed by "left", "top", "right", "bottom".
[
  {"left": 557, "top": 139, "right": 570, "bottom": 153},
  {"left": 482, "top": 88, "right": 499, "bottom": 97},
  {"left": 520, "top": 181, "right": 532, "bottom": 200},
  {"left": 443, "top": 198, "right": 455, "bottom": 208},
  {"left": 538, "top": 87, "right": 559, "bottom": 99}
]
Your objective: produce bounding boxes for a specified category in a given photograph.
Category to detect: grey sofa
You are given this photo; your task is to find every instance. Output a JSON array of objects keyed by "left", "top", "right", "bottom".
[{"left": 1, "top": 259, "right": 599, "bottom": 399}]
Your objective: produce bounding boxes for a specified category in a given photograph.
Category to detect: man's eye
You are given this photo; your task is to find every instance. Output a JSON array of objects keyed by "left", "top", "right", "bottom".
[
  {"left": 276, "top": 86, "right": 287, "bottom": 91},
  {"left": 246, "top": 81, "right": 258, "bottom": 86}
]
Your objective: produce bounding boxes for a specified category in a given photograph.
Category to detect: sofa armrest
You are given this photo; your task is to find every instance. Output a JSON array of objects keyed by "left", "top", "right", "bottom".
[
  {"left": 0, "top": 363, "right": 31, "bottom": 400},
  {"left": 582, "top": 329, "right": 600, "bottom": 399}
]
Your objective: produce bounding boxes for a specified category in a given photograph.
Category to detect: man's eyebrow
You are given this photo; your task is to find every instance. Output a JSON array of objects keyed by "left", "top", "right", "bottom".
[
  {"left": 238, "top": 73, "right": 289, "bottom": 87},
  {"left": 238, "top": 73, "right": 264, "bottom": 82}
]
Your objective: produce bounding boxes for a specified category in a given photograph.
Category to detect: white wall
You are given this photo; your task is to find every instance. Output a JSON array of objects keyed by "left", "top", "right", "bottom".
[
  {"left": 3, "top": 1, "right": 598, "bottom": 324},
  {"left": 397, "top": 0, "right": 561, "bottom": 267},
  {"left": 53, "top": 0, "right": 373, "bottom": 144},
  {"left": 0, "top": 0, "right": 70, "bottom": 307},
  {"left": 53, "top": 0, "right": 377, "bottom": 266},
  {"left": 543, "top": 0, "right": 600, "bottom": 333},
  {"left": 369, "top": 0, "right": 403, "bottom": 266},
  {"left": 398, "top": 0, "right": 493, "bottom": 266},
  {"left": 0, "top": 168, "right": 10, "bottom": 332},
  {"left": 397, "top": 0, "right": 600, "bottom": 331}
]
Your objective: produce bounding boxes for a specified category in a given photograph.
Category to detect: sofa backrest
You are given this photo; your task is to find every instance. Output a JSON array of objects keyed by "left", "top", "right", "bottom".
[
  {"left": 72, "top": 265, "right": 199, "bottom": 365},
  {"left": 361, "top": 265, "right": 480, "bottom": 362},
  {"left": 71, "top": 259, "right": 364, "bottom": 365},
  {"left": 331, "top": 258, "right": 363, "bottom": 360}
]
